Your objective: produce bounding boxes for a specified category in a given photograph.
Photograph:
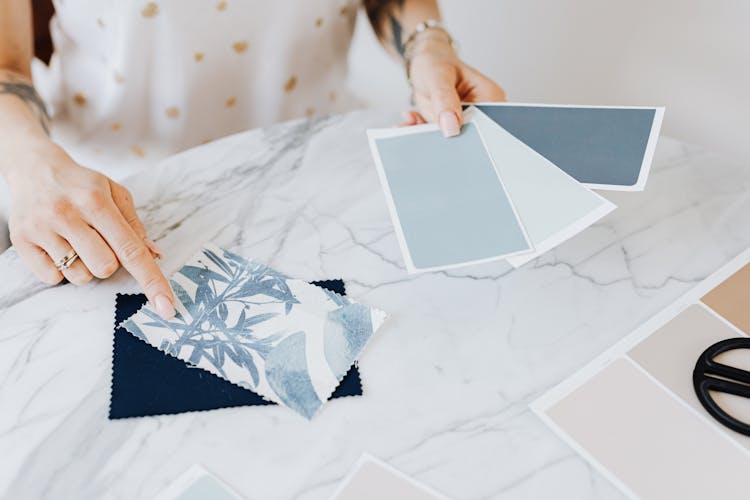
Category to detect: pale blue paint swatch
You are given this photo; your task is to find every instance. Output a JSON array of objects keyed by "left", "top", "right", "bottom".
[
  {"left": 374, "top": 123, "right": 530, "bottom": 269},
  {"left": 471, "top": 108, "right": 611, "bottom": 253},
  {"left": 471, "top": 104, "right": 656, "bottom": 187},
  {"left": 171, "top": 475, "right": 241, "bottom": 500}
]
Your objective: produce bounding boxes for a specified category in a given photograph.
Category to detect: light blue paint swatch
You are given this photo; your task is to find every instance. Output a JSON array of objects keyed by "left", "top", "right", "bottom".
[
  {"left": 172, "top": 475, "right": 242, "bottom": 500},
  {"left": 373, "top": 123, "right": 530, "bottom": 270},
  {"left": 470, "top": 107, "right": 614, "bottom": 267},
  {"left": 471, "top": 104, "right": 657, "bottom": 187},
  {"left": 157, "top": 466, "right": 244, "bottom": 500}
]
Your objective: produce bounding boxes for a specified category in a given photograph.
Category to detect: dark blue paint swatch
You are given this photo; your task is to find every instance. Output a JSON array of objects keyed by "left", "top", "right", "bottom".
[
  {"left": 470, "top": 105, "right": 657, "bottom": 187},
  {"left": 109, "top": 280, "right": 362, "bottom": 419}
]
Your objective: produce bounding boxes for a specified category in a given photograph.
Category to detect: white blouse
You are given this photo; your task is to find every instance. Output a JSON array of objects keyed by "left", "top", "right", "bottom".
[{"left": 32, "top": 0, "right": 362, "bottom": 177}]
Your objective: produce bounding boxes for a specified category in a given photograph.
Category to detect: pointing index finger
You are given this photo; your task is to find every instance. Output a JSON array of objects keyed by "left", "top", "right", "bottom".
[{"left": 87, "top": 201, "right": 175, "bottom": 319}]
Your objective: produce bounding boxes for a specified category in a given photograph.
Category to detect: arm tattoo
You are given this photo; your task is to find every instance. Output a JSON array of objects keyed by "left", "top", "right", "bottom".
[
  {"left": 365, "top": 0, "right": 407, "bottom": 58},
  {"left": 0, "top": 78, "right": 50, "bottom": 134},
  {"left": 389, "top": 13, "right": 405, "bottom": 57}
]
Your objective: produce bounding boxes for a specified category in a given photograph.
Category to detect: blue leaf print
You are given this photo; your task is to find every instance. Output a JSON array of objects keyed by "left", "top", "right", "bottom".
[
  {"left": 188, "top": 343, "right": 205, "bottom": 365},
  {"left": 221, "top": 248, "right": 248, "bottom": 266},
  {"left": 232, "top": 276, "right": 297, "bottom": 304},
  {"left": 179, "top": 265, "right": 230, "bottom": 285},
  {"left": 243, "top": 312, "right": 279, "bottom": 328},
  {"left": 121, "top": 243, "right": 386, "bottom": 419},
  {"left": 223, "top": 341, "right": 260, "bottom": 387},
  {"left": 262, "top": 285, "right": 298, "bottom": 303},
  {"left": 234, "top": 332, "right": 284, "bottom": 359},
  {"left": 323, "top": 304, "right": 373, "bottom": 379},
  {"left": 321, "top": 288, "right": 350, "bottom": 308},
  {"left": 233, "top": 308, "right": 246, "bottom": 330},
  {"left": 209, "top": 340, "right": 227, "bottom": 371},
  {"left": 208, "top": 309, "right": 227, "bottom": 331},
  {"left": 202, "top": 247, "right": 234, "bottom": 276},
  {"left": 244, "top": 351, "right": 260, "bottom": 387},
  {"left": 139, "top": 308, "right": 190, "bottom": 331},
  {"left": 194, "top": 282, "right": 214, "bottom": 309},
  {"left": 264, "top": 331, "right": 321, "bottom": 419},
  {"left": 123, "top": 319, "right": 148, "bottom": 342},
  {"left": 218, "top": 302, "right": 228, "bottom": 321},
  {"left": 170, "top": 279, "right": 195, "bottom": 313}
]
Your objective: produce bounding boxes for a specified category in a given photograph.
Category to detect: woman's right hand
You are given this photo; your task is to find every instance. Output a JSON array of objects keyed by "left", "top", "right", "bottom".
[{"left": 3, "top": 136, "right": 176, "bottom": 319}]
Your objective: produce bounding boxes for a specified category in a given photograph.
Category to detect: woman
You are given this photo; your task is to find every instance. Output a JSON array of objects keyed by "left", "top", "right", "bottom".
[{"left": 0, "top": 0, "right": 506, "bottom": 319}]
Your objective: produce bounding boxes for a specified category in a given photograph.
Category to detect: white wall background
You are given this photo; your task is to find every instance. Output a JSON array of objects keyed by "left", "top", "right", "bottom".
[{"left": 347, "top": 0, "right": 750, "bottom": 162}]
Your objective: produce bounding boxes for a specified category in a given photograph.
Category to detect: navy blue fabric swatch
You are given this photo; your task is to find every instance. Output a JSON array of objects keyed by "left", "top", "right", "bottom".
[{"left": 110, "top": 279, "right": 362, "bottom": 419}]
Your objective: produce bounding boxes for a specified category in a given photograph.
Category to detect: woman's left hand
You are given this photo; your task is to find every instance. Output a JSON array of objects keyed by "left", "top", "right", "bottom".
[{"left": 403, "top": 34, "right": 506, "bottom": 137}]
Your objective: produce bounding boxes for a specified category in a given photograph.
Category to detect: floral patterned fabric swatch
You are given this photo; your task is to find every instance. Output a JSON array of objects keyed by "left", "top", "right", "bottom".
[
  {"left": 110, "top": 288, "right": 363, "bottom": 420},
  {"left": 121, "top": 244, "right": 388, "bottom": 419}
]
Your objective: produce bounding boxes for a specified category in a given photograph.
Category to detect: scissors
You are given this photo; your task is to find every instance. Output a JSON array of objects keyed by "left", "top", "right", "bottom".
[{"left": 693, "top": 337, "right": 750, "bottom": 437}]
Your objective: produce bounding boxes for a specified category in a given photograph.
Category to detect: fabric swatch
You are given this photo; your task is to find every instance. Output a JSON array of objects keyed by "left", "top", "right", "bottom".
[
  {"left": 467, "top": 106, "right": 616, "bottom": 267},
  {"left": 469, "top": 103, "right": 662, "bottom": 190},
  {"left": 368, "top": 123, "right": 531, "bottom": 272},
  {"left": 110, "top": 279, "right": 362, "bottom": 419},
  {"left": 121, "top": 244, "right": 387, "bottom": 419}
]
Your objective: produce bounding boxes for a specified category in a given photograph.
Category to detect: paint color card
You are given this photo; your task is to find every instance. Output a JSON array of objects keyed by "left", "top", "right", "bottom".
[
  {"left": 702, "top": 263, "right": 750, "bottom": 334},
  {"left": 469, "top": 103, "right": 664, "bottom": 191},
  {"left": 547, "top": 359, "right": 750, "bottom": 500},
  {"left": 466, "top": 107, "right": 616, "bottom": 267},
  {"left": 331, "top": 454, "right": 450, "bottom": 500},
  {"left": 368, "top": 123, "right": 531, "bottom": 272},
  {"left": 533, "top": 247, "right": 750, "bottom": 500},
  {"left": 155, "top": 465, "right": 243, "bottom": 500},
  {"left": 628, "top": 305, "right": 750, "bottom": 450}
]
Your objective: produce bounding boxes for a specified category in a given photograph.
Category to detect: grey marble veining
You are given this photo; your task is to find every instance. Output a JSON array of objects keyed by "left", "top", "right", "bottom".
[{"left": 2, "top": 109, "right": 750, "bottom": 499}]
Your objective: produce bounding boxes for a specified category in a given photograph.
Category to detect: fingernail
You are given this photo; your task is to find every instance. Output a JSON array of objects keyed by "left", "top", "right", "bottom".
[
  {"left": 144, "top": 237, "right": 163, "bottom": 259},
  {"left": 155, "top": 294, "right": 175, "bottom": 320},
  {"left": 439, "top": 111, "right": 461, "bottom": 138},
  {"left": 401, "top": 111, "right": 415, "bottom": 124}
]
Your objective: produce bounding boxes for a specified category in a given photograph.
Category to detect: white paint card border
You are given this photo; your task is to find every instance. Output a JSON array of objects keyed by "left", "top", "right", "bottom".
[{"left": 505, "top": 200, "right": 616, "bottom": 268}]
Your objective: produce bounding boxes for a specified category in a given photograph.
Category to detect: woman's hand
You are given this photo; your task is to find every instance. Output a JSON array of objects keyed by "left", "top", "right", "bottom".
[
  {"left": 403, "top": 33, "right": 506, "bottom": 136},
  {"left": 3, "top": 136, "right": 176, "bottom": 319}
]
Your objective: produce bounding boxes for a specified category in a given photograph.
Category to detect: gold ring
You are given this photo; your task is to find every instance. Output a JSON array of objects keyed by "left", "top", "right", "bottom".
[{"left": 55, "top": 249, "right": 79, "bottom": 271}]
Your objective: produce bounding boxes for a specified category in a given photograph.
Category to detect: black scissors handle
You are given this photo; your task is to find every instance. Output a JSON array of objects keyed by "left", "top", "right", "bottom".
[{"left": 693, "top": 337, "right": 750, "bottom": 437}]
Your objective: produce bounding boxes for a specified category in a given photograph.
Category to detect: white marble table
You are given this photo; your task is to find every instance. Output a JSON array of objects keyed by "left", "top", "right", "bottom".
[{"left": 2, "top": 109, "right": 750, "bottom": 500}]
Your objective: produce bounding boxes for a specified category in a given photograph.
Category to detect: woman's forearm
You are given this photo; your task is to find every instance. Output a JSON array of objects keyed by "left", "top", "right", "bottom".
[
  {"left": 365, "top": 0, "right": 443, "bottom": 60},
  {"left": 0, "top": 0, "right": 50, "bottom": 179},
  {"left": 365, "top": 0, "right": 505, "bottom": 136},
  {"left": 0, "top": 0, "right": 33, "bottom": 77},
  {"left": 0, "top": 71, "right": 51, "bottom": 179}
]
